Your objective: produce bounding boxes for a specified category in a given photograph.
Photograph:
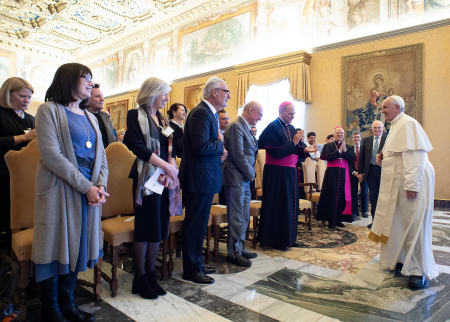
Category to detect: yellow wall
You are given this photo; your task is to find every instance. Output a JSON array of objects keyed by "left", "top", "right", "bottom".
[
  {"left": 308, "top": 25, "right": 450, "bottom": 199},
  {"left": 26, "top": 99, "right": 44, "bottom": 117}
]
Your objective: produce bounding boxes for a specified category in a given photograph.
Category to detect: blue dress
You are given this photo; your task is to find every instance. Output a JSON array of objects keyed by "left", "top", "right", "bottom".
[{"left": 35, "top": 109, "right": 104, "bottom": 282}]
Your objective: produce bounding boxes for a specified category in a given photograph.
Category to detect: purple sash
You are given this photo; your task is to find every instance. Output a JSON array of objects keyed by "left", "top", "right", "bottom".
[
  {"left": 327, "top": 158, "right": 352, "bottom": 215},
  {"left": 265, "top": 151, "right": 298, "bottom": 168}
]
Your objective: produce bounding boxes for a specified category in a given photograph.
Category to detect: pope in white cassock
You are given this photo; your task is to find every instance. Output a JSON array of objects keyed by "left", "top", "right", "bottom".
[{"left": 368, "top": 95, "right": 437, "bottom": 289}]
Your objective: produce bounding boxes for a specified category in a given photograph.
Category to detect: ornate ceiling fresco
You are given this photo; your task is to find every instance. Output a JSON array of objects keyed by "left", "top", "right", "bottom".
[{"left": 0, "top": 0, "right": 216, "bottom": 57}]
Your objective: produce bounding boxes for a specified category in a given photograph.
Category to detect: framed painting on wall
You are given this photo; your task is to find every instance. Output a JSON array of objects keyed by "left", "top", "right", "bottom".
[
  {"left": 107, "top": 100, "right": 129, "bottom": 131},
  {"left": 178, "top": 2, "right": 257, "bottom": 73},
  {"left": 184, "top": 83, "right": 205, "bottom": 113},
  {"left": 342, "top": 44, "right": 422, "bottom": 143}
]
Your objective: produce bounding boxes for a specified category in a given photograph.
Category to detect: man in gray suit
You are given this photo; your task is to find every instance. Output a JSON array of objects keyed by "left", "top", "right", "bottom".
[{"left": 223, "top": 101, "right": 263, "bottom": 267}]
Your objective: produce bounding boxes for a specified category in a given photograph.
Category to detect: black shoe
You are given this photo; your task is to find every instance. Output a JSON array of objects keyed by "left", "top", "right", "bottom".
[
  {"left": 291, "top": 242, "right": 301, "bottom": 247},
  {"left": 147, "top": 270, "right": 166, "bottom": 296},
  {"left": 335, "top": 222, "right": 345, "bottom": 228},
  {"left": 328, "top": 224, "right": 337, "bottom": 230},
  {"left": 273, "top": 245, "right": 289, "bottom": 251},
  {"left": 367, "top": 223, "right": 372, "bottom": 229},
  {"left": 227, "top": 255, "right": 252, "bottom": 267},
  {"left": 132, "top": 274, "right": 158, "bottom": 299},
  {"left": 39, "top": 275, "right": 70, "bottom": 322},
  {"left": 200, "top": 266, "right": 216, "bottom": 274},
  {"left": 182, "top": 272, "right": 215, "bottom": 284},
  {"left": 408, "top": 275, "right": 428, "bottom": 289},
  {"left": 394, "top": 263, "right": 403, "bottom": 277},
  {"left": 362, "top": 212, "right": 369, "bottom": 218},
  {"left": 59, "top": 271, "right": 95, "bottom": 321},
  {"left": 242, "top": 252, "right": 257, "bottom": 260}
]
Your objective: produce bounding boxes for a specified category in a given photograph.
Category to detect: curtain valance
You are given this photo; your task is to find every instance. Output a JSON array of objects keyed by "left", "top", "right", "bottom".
[{"left": 235, "top": 50, "right": 312, "bottom": 109}]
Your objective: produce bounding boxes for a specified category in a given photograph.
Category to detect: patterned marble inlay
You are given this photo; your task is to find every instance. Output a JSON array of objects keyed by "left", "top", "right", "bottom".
[
  {"left": 432, "top": 226, "right": 450, "bottom": 247},
  {"left": 252, "top": 224, "right": 380, "bottom": 274},
  {"left": 247, "top": 269, "right": 450, "bottom": 322}
]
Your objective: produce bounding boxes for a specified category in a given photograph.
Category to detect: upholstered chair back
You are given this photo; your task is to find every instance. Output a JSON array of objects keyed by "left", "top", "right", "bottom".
[
  {"left": 102, "top": 142, "right": 135, "bottom": 219},
  {"left": 4, "top": 140, "right": 40, "bottom": 230},
  {"left": 302, "top": 157, "right": 316, "bottom": 193},
  {"left": 256, "top": 149, "right": 265, "bottom": 186},
  {"left": 316, "top": 160, "right": 326, "bottom": 191},
  {"left": 254, "top": 160, "right": 262, "bottom": 190}
]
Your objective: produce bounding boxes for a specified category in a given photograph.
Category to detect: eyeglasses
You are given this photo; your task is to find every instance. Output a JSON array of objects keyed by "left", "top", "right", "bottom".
[
  {"left": 219, "top": 117, "right": 230, "bottom": 121},
  {"left": 216, "top": 88, "right": 231, "bottom": 96},
  {"left": 80, "top": 74, "right": 93, "bottom": 83}
]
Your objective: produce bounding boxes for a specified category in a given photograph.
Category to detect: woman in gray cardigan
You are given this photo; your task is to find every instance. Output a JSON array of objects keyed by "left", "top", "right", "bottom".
[{"left": 33, "top": 63, "right": 108, "bottom": 322}]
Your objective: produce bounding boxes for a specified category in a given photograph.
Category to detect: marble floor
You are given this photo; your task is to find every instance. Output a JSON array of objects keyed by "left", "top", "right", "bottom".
[{"left": 14, "top": 208, "right": 450, "bottom": 322}]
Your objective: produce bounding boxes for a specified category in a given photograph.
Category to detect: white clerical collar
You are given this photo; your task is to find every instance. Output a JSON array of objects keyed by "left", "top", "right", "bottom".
[
  {"left": 390, "top": 112, "right": 404, "bottom": 126},
  {"left": 202, "top": 99, "right": 218, "bottom": 116}
]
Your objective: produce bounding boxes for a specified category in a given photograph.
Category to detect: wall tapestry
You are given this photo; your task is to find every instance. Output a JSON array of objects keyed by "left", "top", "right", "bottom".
[
  {"left": 107, "top": 99, "right": 129, "bottom": 131},
  {"left": 342, "top": 43, "right": 422, "bottom": 143}
]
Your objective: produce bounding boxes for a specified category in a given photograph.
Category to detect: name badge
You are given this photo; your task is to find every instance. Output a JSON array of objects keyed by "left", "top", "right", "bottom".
[{"left": 160, "top": 126, "right": 174, "bottom": 137}]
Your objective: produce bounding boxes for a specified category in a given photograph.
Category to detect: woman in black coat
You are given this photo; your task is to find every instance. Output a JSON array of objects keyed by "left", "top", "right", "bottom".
[
  {"left": 167, "top": 103, "right": 187, "bottom": 158},
  {"left": 0, "top": 77, "right": 35, "bottom": 247}
]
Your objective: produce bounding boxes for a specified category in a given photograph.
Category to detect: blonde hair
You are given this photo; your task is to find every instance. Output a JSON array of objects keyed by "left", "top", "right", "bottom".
[
  {"left": 136, "top": 77, "right": 171, "bottom": 109},
  {"left": 0, "top": 77, "right": 34, "bottom": 109},
  {"left": 117, "top": 130, "right": 125, "bottom": 136}
]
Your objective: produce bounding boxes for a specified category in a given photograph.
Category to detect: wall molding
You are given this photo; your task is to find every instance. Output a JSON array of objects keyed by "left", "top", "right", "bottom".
[
  {"left": 309, "top": 18, "right": 450, "bottom": 54},
  {"left": 170, "top": 66, "right": 236, "bottom": 84}
]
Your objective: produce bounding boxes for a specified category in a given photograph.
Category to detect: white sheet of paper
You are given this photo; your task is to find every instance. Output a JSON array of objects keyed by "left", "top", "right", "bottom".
[
  {"left": 144, "top": 167, "right": 165, "bottom": 195},
  {"left": 213, "top": 205, "right": 227, "bottom": 208},
  {"left": 250, "top": 200, "right": 262, "bottom": 203}
]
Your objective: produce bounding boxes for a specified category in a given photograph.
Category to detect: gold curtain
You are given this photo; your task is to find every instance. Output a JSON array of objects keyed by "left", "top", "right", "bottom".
[{"left": 235, "top": 50, "right": 312, "bottom": 109}]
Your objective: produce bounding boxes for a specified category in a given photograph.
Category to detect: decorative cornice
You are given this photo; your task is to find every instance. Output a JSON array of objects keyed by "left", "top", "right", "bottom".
[
  {"left": 171, "top": 66, "right": 235, "bottom": 83},
  {"left": 235, "top": 50, "right": 311, "bottom": 75},
  {"left": 309, "top": 18, "right": 450, "bottom": 54}
]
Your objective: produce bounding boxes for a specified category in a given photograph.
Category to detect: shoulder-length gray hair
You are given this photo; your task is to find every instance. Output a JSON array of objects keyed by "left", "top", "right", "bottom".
[{"left": 136, "top": 77, "right": 171, "bottom": 109}]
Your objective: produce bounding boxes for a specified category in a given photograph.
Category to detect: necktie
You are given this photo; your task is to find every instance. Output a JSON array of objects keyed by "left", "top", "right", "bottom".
[
  {"left": 355, "top": 146, "right": 359, "bottom": 171},
  {"left": 214, "top": 112, "right": 218, "bottom": 125},
  {"left": 372, "top": 137, "right": 379, "bottom": 165}
]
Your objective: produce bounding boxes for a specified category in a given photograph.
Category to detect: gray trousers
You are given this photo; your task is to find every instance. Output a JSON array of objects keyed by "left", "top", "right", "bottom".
[{"left": 224, "top": 184, "right": 250, "bottom": 259}]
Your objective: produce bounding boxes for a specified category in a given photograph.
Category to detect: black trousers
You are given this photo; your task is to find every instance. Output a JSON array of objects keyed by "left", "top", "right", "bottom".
[
  {"left": 367, "top": 164, "right": 382, "bottom": 218},
  {"left": 182, "top": 191, "right": 214, "bottom": 274},
  {"left": 218, "top": 185, "right": 227, "bottom": 205}
]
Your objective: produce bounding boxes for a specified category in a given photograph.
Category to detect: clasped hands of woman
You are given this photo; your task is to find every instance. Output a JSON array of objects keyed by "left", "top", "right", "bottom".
[{"left": 86, "top": 185, "right": 109, "bottom": 206}]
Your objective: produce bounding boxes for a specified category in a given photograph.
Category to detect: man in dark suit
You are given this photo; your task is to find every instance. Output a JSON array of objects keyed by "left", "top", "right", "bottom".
[
  {"left": 179, "top": 76, "right": 229, "bottom": 284},
  {"left": 348, "top": 131, "right": 369, "bottom": 220},
  {"left": 223, "top": 101, "right": 262, "bottom": 267},
  {"left": 358, "top": 121, "right": 386, "bottom": 228},
  {"left": 87, "top": 84, "right": 116, "bottom": 148}
]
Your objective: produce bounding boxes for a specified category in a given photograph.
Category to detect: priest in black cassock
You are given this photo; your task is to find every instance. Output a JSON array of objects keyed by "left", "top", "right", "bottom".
[
  {"left": 316, "top": 126, "right": 354, "bottom": 229},
  {"left": 258, "top": 102, "right": 317, "bottom": 251}
]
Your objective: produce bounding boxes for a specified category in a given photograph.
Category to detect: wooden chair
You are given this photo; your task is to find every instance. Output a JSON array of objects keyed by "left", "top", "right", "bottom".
[
  {"left": 248, "top": 202, "right": 261, "bottom": 249},
  {"left": 303, "top": 158, "right": 321, "bottom": 218},
  {"left": 316, "top": 159, "right": 326, "bottom": 191},
  {"left": 210, "top": 205, "right": 227, "bottom": 261},
  {"left": 4, "top": 140, "right": 40, "bottom": 303},
  {"left": 255, "top": 150, "right": 265, "bottom": 197},
  {"left": 99, "top": 142, "right": 135, "bottom": 297},
  {"left": 298, "top": 183, "right": 317, "bottom": 231}
]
